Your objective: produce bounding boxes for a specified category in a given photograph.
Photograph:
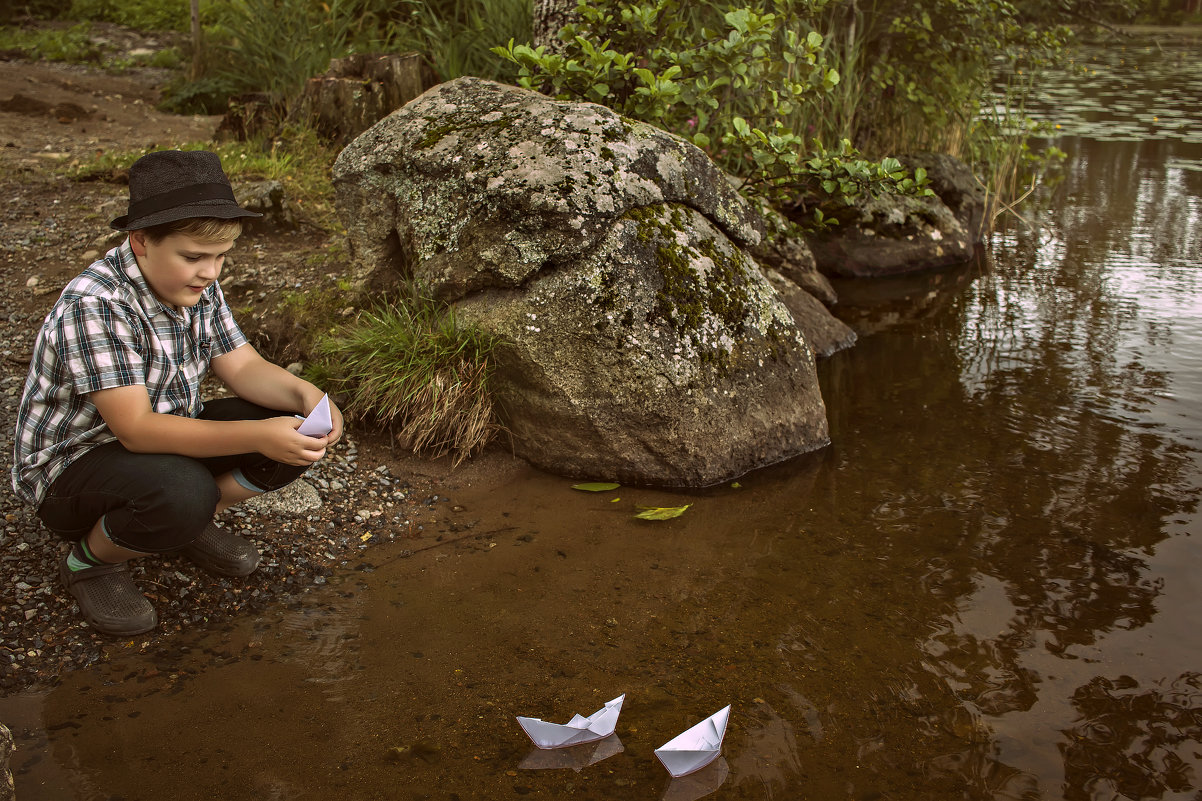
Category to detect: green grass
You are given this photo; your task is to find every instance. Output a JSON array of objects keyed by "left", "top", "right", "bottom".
[
  {"left": 68, "top": 0, "right": 192, "bottom": 31},
  {"left": 0, "top": 22, "right": 103, "bottom": 62},
  {"left": 313, "top": 293, "right": 501, "bottom": 464},
  {"left": 0, "top": 21, "right": 181, "bottom": 70}
]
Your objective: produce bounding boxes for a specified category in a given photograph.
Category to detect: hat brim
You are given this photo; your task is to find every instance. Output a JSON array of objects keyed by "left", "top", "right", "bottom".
[{"left": 111, "top": 199, "right": 263, "bottom": 231}]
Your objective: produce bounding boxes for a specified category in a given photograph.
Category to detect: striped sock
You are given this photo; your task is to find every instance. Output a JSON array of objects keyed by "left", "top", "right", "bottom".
[{"left": 65, "top": 538, "right": 108, "bottom": 572}]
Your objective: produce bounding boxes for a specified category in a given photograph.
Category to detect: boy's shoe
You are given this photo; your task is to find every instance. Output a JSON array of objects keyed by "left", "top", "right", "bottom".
[
  {"left": 59, "top": 556, "right": 157, "bottom": 637},
  {"left": 181, "top": 523, "right": 261, "bottom": 577}
]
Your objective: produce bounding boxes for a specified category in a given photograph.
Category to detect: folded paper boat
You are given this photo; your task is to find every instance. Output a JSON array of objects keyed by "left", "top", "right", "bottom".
[
  {"left": 517, "top": 694, "right": 625, "bottom": 749},
  {"left": 295, "top": 394, "right": 332, "bottom": 437},
  {"left": 654, "top": 705, "right": 731, "bottom": 778}
]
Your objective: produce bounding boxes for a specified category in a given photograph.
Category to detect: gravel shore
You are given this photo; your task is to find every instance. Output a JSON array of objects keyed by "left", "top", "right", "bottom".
[{"left": 0, "top": 52, "right": 466, "bottom": 695}]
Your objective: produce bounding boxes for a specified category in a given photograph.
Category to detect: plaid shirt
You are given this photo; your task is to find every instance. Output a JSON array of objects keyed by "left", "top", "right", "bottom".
[{"left": 11, "top": 239, "right": 247, "bottom": 507}]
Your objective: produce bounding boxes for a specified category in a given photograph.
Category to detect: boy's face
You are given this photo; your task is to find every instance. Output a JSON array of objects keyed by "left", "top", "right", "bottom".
[{"left": 129, "top": 230, "right": 234, "bottom": 309}]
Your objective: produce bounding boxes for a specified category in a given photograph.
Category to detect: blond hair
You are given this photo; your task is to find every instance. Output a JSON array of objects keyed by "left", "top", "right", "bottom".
[{"left": 139, "top": 216, "right": 244, "bottom": 244}]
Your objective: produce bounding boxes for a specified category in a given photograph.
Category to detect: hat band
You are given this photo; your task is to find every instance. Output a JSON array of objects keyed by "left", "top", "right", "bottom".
[{"left": 126, "top": 182, "right": 237, "bottom": 222}]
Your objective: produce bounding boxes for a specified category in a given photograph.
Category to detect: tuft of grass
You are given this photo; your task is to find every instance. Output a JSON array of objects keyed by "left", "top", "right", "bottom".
[{"left": 313, "top": 292, "right": 501, "bottom": 464}]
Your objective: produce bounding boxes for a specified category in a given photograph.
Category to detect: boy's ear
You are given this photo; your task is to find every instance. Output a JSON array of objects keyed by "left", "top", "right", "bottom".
[{"left": 128, "top": 230, "right": 148, "bottom": 258}]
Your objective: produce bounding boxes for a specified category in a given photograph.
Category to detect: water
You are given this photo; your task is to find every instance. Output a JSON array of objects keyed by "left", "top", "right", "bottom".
[{"left": 4, "top": 31, "right": 1202, "bottom": 800}]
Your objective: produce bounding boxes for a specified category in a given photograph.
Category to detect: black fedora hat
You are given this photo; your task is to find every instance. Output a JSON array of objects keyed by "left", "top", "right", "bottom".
[{"left": 110, "top": 150, "right": 262, "bottom": 231}]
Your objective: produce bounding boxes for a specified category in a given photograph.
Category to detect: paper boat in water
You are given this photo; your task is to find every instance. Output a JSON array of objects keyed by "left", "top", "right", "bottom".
[
  {"left": 654, "top": 705, "right": 731, "bottom": 778},
  {"left": 517, "top": 694, "right": 625, "bottom": 749}
]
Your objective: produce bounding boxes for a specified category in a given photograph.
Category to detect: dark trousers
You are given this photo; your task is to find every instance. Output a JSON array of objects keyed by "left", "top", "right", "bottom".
[{"left": 37, "top": 398, "right": 310, "bottom": 553}]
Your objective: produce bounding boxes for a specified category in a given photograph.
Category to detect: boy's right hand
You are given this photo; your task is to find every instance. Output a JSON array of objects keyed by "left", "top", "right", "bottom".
[{"left": 260, "top": 416, "right": 329, "bottom": 465}]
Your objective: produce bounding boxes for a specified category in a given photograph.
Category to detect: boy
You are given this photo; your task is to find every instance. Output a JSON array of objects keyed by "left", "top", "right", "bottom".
[{"left": 11, "top": 149, "right": 344, "bottom": 637}]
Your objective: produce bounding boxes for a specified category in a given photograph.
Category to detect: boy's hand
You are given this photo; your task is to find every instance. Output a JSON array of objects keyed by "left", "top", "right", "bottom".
[{"left": 259, "top": 416, "right": 328, "bottom": 465}]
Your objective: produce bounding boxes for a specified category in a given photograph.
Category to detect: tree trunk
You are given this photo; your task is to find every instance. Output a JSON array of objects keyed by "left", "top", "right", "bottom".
[
  {"left": 190, "top": 0, "right": 202, "bottom": 80},
  {"left": 532, "top": 0, "right": 580, "bottom": 54}
]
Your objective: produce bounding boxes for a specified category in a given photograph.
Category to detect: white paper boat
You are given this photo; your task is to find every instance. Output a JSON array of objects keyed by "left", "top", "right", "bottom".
[
  {"left": 654, "top": 706, "right": 731, "bottom": 778},
  {"left": 516, "top": 694, "right": 625, "bottom": 749},
  {"left": 296, "top": 394, "right": 332, "bottom": 437}
]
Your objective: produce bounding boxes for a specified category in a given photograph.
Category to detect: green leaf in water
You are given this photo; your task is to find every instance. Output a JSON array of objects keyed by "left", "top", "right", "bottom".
[
  {"left": 634, "top": 504, "right": 691, "bottom": 520},
  {"left": 572, "top": 482, "right": 620, "bottom": 492}
]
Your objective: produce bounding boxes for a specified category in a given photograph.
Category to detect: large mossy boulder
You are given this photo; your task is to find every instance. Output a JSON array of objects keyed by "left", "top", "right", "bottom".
[{"left": 334, "top": 77, "right": 840, "bottom": 486}]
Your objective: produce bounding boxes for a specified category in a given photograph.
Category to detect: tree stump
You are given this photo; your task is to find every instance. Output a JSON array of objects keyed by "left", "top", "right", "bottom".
[{"left": 296, "top": 53, "right": 438, "bottom": 145}]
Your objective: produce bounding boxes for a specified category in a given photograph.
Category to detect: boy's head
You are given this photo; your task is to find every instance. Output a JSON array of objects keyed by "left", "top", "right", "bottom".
[
  {"left": 110, "top": 150, "right": 261, "bottom": 235},
  {"left": 112, "top": 150, "right": 259, "bottom": 309}
]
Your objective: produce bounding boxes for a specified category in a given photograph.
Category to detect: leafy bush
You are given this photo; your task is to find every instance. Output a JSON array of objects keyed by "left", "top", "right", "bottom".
[
  {"left": 495, "top": 1, "right": 837, "bottom": 166},
  {"left": 495, "top": 0, "right": 936, "bottom": 226}
]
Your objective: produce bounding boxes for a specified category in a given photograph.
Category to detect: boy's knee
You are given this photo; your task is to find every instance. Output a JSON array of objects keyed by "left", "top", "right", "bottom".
[{"left": 105, "top": 461, "right": 220, "bottom": 552}]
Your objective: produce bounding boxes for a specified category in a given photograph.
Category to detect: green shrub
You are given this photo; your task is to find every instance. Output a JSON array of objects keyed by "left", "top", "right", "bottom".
[
  {"left": 203, "top": 0, "right": 370, "bottom": 105},
  {"left": 497, "top": 0, "right": 1081, "bottom": 221},
  {"left": 494, "top": 0, "right": 936, "bottom": 226}
]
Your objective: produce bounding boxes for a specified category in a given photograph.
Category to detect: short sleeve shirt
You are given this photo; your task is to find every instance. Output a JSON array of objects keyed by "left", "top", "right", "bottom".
[{"left": 10, "top": 239, "right": 248, "bottom": 506}]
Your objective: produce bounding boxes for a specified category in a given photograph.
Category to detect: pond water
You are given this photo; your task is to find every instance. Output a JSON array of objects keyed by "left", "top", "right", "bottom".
[{"left": 4, "top": 31, "right": 1202, "bottom": 801}]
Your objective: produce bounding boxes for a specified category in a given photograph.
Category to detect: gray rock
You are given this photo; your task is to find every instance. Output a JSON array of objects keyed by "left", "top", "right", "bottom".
[
  {"left": 235, "top": 180, "right": 298, "bottom": 231},
  {"left": 334, "top": 77, "right": 766, "bottom": 300},
  {"left": 455, "top": 204, "right": 829, "bottom": 486},
  {"left": 803, "top": 152, "right": 987, "bottom": 279},
  {"left": 334, "top": 78, "right": 832, "bottom": 486},
  {"left": 742, "top": 192, "right": 839, "bottom": 308},
  {"left": 902, "top": 151, "right": 990, "bottom": 243},
  {"left": 0, "top": 721, "right": 12, "bottom": 801},
  {"left": 241, "top": 479, "right": 322, "bottom": 516},
  {"left": 807, "top": 190, "right": 974, "bottom": 279},
  {"left": 766, "top": 269, "right": 857, "bottom": 358}
]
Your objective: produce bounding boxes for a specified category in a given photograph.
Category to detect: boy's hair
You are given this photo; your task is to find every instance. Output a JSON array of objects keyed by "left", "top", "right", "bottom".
[{"left": 138, "top": 216, "right": 243, "bottom": 245}]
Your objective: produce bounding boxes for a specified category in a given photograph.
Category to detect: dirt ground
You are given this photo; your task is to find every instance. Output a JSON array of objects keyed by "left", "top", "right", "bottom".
[{"left": 0, "top": 38, "right": 532, "bottom": 694}]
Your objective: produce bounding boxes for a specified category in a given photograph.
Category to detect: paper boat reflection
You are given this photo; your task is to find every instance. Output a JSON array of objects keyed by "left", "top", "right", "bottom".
[
  {"left": 654, "top": 705, "right": 731, "bottom": 778},
  {"left": 661, "top": 756, "right": 729, "bottom": 801},
  {"left": 516, "top": 694, "right": 625, "bottom": 749},
  {"left": 518, "top": 734, "right": 624, "bottom": 771}
]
